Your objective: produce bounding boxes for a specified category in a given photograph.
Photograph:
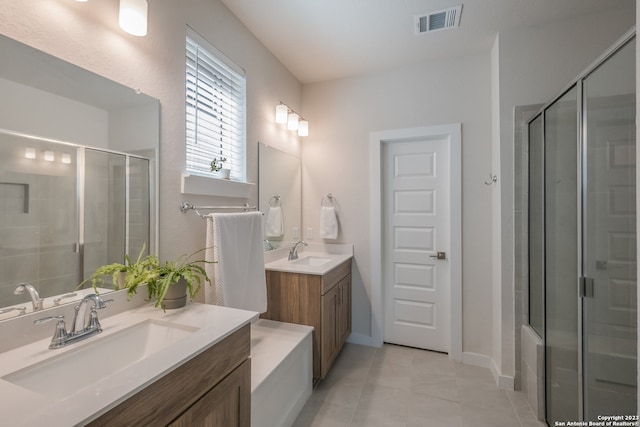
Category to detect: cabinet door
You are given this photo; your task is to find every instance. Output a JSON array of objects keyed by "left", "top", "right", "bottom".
[
  {"left": 170, "top": 359, "right": 251, "bottom": 427},
  {"left": 337, "top": 275, "right": 351, "bottom": 347},
  {"left": 321, "top": 284, "right": 339, "bottom": 379}
]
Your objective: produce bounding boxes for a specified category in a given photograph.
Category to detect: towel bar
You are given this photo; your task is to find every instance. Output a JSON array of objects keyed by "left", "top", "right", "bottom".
[{"left": 180, "top": 202, "right": 257, "bottom": 218}]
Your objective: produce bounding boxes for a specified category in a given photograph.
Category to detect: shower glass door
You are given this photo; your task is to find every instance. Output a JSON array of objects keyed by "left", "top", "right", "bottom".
[
  {"left": 582, "top": 36, "right": 637, "bottom": 420},
  {"left": 545, "top": 85, "right": 579, "bottom": 424}
]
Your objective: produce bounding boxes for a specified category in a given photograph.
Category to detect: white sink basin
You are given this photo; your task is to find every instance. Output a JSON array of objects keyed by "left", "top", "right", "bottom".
[
  {"left": 292, "top": 256, "right": 331, "bottom": 266},
  {"left": 3, "top": 319, "right": 198, "bottom": 399}
]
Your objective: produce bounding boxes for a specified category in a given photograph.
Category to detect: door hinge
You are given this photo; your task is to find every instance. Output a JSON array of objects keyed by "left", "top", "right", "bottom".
[{"left": 579, "top": 277, "right": 594, "bottom": 298}]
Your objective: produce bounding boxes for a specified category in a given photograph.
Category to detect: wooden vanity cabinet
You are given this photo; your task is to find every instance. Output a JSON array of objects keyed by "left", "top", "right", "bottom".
[
  {"left": 88, "top": 324, "right": 251, "bottom": 427},
  {"left": 262, "top": 259, "right": 351, "bottom": 381}
]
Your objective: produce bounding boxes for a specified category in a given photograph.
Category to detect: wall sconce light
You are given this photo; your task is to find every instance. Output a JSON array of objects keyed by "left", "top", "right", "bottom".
[
  {"left": 119, "top": 0, "right": 148, "bottom": 37},
  {"left": 287, "top": 112, "right": 299, "bottom": 131},
  {"left": 25, "top": 147, "right": 36, "bottom": 159},
  {"left": 275, "top": 102, "right": 309, "bottom": 137},
  {"left": 44, "top": 151, "right": 55, "bottom": 162},
  {"left": 275, "top": 104, "right": 288, "bottom": 124},
  {"left": 298, "top": 120, "right": 309, "bottom": 137},
  {"left": 62, "top": 153, "right": 72, "bottom": 164}
]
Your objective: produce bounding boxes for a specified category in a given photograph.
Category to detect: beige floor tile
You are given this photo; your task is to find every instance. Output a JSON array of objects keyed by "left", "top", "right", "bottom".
[
  {"left": 407, "top": 395, "right": 463, "bottom": 427},
  {"left": 292, "top": 398, "right": 355, "bottom": 427},
  {"left": 411, "top": 372, "right": 459, "bottom": 402},
  {"left": 295, "top": 345, "right": 542, "bottom": 427},
  {"left": 373, "top": 343, "right": 418, "bottom": 367},
  {"left": 366, "top": 357, "right": 412, "bottom": 390}
]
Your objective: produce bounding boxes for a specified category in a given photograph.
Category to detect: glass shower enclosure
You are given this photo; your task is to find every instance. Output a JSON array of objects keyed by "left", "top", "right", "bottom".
[
  {"left": 528, "top": 32, "right": 636, "bottom": 424},
  {"left": 0, "top": 130, "right": 151, "bottom": 304}
]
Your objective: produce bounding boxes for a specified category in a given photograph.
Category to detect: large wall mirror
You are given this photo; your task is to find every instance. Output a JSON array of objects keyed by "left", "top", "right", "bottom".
[
  {"left": 0, "top": 34, "right": 159, "bottom": 320},
  {"left": 258, "top": 143, "right": 301, "bottom": 249}
]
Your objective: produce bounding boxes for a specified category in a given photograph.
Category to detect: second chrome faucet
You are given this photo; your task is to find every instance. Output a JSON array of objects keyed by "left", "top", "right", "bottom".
[{"left": 14, "top": 283, "right": 43, "bottom": 311}]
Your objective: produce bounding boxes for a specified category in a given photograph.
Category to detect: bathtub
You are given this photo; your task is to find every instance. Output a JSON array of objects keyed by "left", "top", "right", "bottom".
[{"left": 250, "top": 319, "right": 314, "bottom": 427}]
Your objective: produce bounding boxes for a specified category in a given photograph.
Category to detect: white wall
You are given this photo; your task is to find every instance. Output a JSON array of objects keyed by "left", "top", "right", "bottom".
[
  {"left": 0, "top": 0, "right": 302, "bottom": 266},
  {"left": 302, "top": 53, "right": 494, "bottom": 353}
]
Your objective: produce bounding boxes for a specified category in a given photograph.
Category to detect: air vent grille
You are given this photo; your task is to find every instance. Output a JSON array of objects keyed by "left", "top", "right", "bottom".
[{"left": 415, "top": 5, "right": 462, "bottom": 34}]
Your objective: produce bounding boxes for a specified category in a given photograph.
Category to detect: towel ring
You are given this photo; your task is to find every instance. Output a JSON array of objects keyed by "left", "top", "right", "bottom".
[
  {"left": 321, "top": 193, "right": 336, "bottom": 207},
  {"left": 269, "top": 195, "right": 281, "bottom": 207}
]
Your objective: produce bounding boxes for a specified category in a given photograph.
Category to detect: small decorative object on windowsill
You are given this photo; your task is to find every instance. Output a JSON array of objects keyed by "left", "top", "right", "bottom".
[
  {"left": 210, "top": 157, "right": 230, "bottom": 180},
  {"left": 79, "top": 245, "right": 212, "bottom": 311}
]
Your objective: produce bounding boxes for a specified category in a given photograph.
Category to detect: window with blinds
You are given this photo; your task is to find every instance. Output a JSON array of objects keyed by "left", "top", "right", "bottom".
[{"left": 186, "top": 31, "right": 246, "bottom": 182}]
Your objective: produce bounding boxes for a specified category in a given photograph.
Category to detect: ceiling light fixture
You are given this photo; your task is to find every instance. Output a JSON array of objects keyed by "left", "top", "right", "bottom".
[
  {"left": 119, "top": 0, "right": 148, "bottom": 37},
  {"left": 275, "top": 102, "right": 309, "bottom": 137}
]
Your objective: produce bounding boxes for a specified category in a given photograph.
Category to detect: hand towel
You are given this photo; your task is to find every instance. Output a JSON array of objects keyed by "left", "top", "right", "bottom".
[
  {"left": 319, "top": 206, "right": 338, "bottom": 239},
  {"left": 204, "top": 216, "right": 220, "bottom": 305},
  {"left": 205, "top": 212, "right": 267, "bottom": 313},
  {"left": 265, "top": 205, "right": 284, "bottom": 238}
]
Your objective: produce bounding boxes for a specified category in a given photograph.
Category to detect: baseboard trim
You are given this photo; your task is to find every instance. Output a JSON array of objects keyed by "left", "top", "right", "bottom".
[
  {"left": 462, "top": 352, "right": 514, "bottom": 390},
  {"left": 346, "top": 332, "right": 378, "bottom": 347}
]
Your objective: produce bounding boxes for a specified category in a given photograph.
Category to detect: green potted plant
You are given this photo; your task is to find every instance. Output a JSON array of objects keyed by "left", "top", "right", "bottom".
[
  {"left": 210, "top": 156, "right": 230, "bottom": 179},
  {"left": 81, "top": 246, "right": 212, "bottom": 310},
  {"left": 81, "top": 245, "right": 158, "bottom": 300},
  {"left": 152, "top": 249, "right": 212, "bottom": 310}
]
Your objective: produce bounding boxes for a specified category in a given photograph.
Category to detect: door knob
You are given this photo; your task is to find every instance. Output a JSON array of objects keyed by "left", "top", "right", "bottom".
[{"left": 429, "top": 252, "right": 446, "bottom": 260}]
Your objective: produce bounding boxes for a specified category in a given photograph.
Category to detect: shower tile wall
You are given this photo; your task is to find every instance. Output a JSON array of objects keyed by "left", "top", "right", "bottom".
[{"left": 0, "top": 137, "right": 79, "bottom": 305}]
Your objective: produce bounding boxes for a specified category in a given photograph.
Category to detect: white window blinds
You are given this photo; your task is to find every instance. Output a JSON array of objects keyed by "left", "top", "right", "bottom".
[{"left": 186, "top": 31, "right": 246, "bottom": 181}]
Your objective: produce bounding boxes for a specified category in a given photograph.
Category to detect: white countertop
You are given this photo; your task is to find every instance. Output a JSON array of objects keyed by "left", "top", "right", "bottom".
[
  {"left": 265, "top": 252, "right": 352, "bottom": 275},
  {"left": 0, "top": 302, "right": 257, "bottom": 427}
]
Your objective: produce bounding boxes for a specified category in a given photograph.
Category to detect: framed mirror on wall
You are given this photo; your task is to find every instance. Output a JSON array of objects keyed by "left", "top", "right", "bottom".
[
  {"left": 258, "top": 143, "right": 301, "bottom": 250},
  {"left": 0, "top": 34, "right": 159, "bottom": 320}
]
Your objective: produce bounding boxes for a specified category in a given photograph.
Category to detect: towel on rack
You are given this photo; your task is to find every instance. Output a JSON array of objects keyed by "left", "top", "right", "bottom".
[
  {"left": 265, "top": 205, "right": 284, "bottom": 238},
  {"left": 319, "top": 206, "right": 338, "bottom": 239},
  {"left": 204, "top": 212, "right": 267, "bottom": 312}
]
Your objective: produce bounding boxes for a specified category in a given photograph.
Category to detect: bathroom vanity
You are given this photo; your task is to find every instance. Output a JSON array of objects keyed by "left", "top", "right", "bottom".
[
  {"left": 0, "top": 303, "right": 256, "bottom": 427},
  {"left": 263, "top": 248, "right": 352, "bottom": 381}
]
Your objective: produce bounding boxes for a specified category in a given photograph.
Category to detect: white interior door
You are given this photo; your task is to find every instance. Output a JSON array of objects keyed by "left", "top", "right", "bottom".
[{"left": 383, "top": 137, "right": 450, "bottom": 352}]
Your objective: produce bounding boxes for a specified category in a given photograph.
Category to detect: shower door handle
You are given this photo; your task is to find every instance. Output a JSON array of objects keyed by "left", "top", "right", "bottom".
[{"left": 579, "top": 277, "right": 594, "bottom": 298}]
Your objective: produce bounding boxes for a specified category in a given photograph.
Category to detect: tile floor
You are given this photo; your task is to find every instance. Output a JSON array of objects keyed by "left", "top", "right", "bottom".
[{"left": 293, "top": 343, "right": 546, "bottom": 427}]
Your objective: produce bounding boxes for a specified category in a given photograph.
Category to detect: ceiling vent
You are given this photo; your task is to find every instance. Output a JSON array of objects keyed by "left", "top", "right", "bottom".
[{"left": 415, "top": 5, "right": 462, "bottom": 35}]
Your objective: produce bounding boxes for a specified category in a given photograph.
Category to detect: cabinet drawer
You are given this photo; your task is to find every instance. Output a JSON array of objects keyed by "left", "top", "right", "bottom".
[{"left": 321, "top": 260, "right": 351, "bottom": 295}]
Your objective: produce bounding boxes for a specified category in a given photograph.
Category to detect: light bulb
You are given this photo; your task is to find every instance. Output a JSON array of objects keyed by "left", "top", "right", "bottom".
[
  {"left": 298, "top": 120, "right": 309, "bottom": 137},
  {"left": 25, "top": 147, "right": 36, "bottom": 159},
  {"left": 287, "top": 113, "right": 299, "bottom": 131},
  {"left": 119, "top": 0, "right": 148, "bottom": 37},
  {"left": 275, "top": 104, "right": 288, "bottom": 124}
]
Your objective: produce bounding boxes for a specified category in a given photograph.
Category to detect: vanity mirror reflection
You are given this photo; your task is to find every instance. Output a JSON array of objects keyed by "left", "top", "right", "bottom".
[
  {"left": 258, "top": 143, "right": 301, "bottom": 250},
  {"left": 0, "top": 34, "right": 159, "bottom": 320}
]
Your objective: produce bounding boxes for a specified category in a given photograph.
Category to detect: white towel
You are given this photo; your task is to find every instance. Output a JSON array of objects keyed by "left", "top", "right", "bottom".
[
  {"left": 319, "top": 206, "right": 338, "bottom": 239},
  {"left": 265, "top": 206, "right": 284, "bottom": 238},
  {"left": 204, "top": 212, "right": 267, "bottom": 313}
]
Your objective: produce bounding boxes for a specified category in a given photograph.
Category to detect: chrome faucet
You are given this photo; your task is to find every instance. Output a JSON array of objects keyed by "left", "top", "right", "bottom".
[
  {"left": 34, "top": 293, "right": 111, "bottom": 349},
  {"left": 72, "top": 293, "right": 109, "bottom": 334},
  {"left": 14, "top": 283, "right": 43, "bottom": 311},
  {"left": 288, "top": 240, "right": 307, "bottom": 261}
]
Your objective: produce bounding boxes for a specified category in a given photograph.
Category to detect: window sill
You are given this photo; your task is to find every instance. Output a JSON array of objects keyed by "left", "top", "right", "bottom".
[{"left": 181, "top": 173, "right": 254, "bottom": 198}]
